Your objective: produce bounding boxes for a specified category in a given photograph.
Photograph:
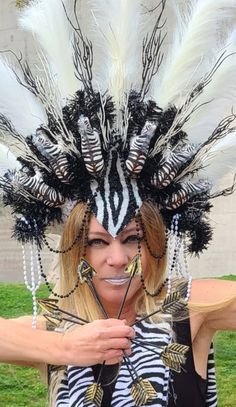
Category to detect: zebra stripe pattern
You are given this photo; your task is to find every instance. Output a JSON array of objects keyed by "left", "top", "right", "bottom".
[
  {"left": 90, "top": 149, "right": 142, "bottom": 238},
  {"left": 56, "top": 320, "right": 172, "bottom": 407},
  {"left": 206, "top": 344, "right": 218, "bottom": 407},
  {"left": 126, "top": 121, "right": 156, "bottom": 174},
  {"left": 11, "top": 169, "right": 65, "bottom": 207},
  {"left": 78, "top": 116, "right": 104, "bottom": 176},
  {"left": 151, "top": 145, "right": 196, "bottom": 189},
  {"left": 164, "top": 180, "right": 211, "bottom": 210},
  {"left": 55, "top": 319, "right": 218, "bottom": 407},
  {"left": 32, "top": 130, "right": 74, "bottom": 184}
]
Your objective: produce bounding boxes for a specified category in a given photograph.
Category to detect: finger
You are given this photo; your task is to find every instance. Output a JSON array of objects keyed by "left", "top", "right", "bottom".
[
  {"left": 105, "top": 337, "right": 132, "bottom": 351},
  {"left": 100, "top": 349, "right": 123, "bottom": 363},
  {"left": 104, "top": 326, "right": 135, "bottom": 339},
  {"left": 102, "top": 319, "right": 126, "bottom": 327}
]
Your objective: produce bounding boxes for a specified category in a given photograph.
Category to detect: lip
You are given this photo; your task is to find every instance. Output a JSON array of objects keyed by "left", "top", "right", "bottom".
[{"left": 103, "top": 277, "right": 130, "bottom": 286}]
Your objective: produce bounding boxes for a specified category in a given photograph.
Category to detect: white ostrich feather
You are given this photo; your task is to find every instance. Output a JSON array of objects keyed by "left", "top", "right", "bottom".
[
  {"left": 0, "top": 143, "right": 20, "bottom": 176},
  {"left": 193, "top": 132, "right": 236, "bottom": 191},
  {"left": 0, "top": 59, "right": 47, "bottom": 136},
  {"left": 183, "top": 31, "right": 236, "bottom": 144},
  {"left": 20, "top": 0, "right": 80, "bottom": 101},
  {"left": 147, "top": 0, "right": 190, "bottom": 99},
  {"left": 88, "top": 0, "right": 143, "bottom": 105},
  {"left": 154, "top": 0, "right": 236, "bottom": 108}
]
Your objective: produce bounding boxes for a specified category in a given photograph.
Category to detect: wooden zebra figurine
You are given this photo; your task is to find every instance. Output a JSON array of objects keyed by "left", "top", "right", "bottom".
[
  {"left": 151, "top": 144, "right": 197, "bottom": 189},
  {"left": 78, "top": 116, "right": 104, "bottom": 177},
  {"left": 5, "top": 168, "right": 65, "bottom": 207},
  {"left": 126, "top": 121, "right": 157, "bottom": 174},
  {"left": 164, "top": 180, "right": 210, "bottom": 210},
  {"left": 32, "top": 129, "right": 75, "bottom": 184}
]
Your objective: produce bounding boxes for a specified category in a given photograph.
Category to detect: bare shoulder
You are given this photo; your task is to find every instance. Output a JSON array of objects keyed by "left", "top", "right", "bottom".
[
  {"left": 12, "top": 315, "right": 47, "bottom": 331},
  {"left": 190, "top": 278, "right": 236, "bottom": 304}
]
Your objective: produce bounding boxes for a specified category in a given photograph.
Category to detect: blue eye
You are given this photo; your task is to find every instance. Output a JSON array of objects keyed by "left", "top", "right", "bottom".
[{"left": 87, "top": 238, "right": 109, "bottom": 247}]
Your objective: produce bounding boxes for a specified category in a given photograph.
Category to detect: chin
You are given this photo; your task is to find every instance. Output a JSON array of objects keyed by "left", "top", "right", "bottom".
[{"left": 97, "top": 281, "right": 141, "bottom": 309}]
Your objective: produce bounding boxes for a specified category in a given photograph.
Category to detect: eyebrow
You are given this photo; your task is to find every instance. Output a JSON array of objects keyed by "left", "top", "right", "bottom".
[
  {"left": 88, "top": 231, "right": 110, "bottom": 237},
  {"left": 88, "top": 227, "right": 141, "bottom": 237}
]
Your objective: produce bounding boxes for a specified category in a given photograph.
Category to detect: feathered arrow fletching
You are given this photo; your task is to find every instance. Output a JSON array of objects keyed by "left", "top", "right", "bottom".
[
  {"left": 131, "top": 379, "right": 157, "bottom": 407},
  {"left": 161, "top": 343, "right": 189, "bottom": 373},
  {"left": 77, "top": 258, "right": 96, "bottom": 283},
  {"left": 124, "top": 254, "right": 142, "bottom": 277},
  {"left": 43, "top": 312, "right": 62, "bottom": 327},
  {"left": 38, "top": 299, "right": 88, "bottom": 324},
  {"left": 37, "top": 298, "right": 59, "bottom": 314},
  {"left": 161, "top": 291, "right": 187, "bottom": 314},
  {"left": 84, "top": 383, "right": 103, "bottom": 407}
]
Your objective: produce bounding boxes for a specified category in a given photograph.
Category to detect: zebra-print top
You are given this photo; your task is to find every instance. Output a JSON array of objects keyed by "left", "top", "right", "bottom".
[{"left": 54, "top": 319, "right": 218, "bottom": 407}]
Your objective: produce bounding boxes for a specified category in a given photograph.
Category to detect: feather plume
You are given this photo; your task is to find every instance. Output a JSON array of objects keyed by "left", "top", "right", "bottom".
[
  {"left": 147, "top": 0, "right": 189, "bottom": 98},
  {"left": 195, "top": 131, "right": 236, "bottom": 191},
  {"left": 154, "top": 0, "right": 236, "bottom": 107},
  {"left": 88, "top": 0, "right": 143, "bottom": 105},
  {"left": 20, "top": 0, "right": 80, "bottom": 101},
  {"left": 0, "top": 59, "right": 46, "bottom": 136},
  {"left": 183, "top": 31, "right": 236, "bottom": 143},
  {"left": 0, "top": 143, "right": 19, "bottom": 176}
]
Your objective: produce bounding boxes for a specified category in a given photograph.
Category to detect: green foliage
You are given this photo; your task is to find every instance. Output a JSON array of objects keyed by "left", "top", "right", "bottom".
[{"left": 0, "top": 282, "right": 235, "bottom": 406}]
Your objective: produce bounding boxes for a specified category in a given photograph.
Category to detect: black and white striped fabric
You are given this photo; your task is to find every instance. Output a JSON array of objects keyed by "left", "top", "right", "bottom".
[
  {"left": 56, "top": 320, "right": 172, "bottom": 406},
  {"left": 206, "top": 344, "right": 218, "bottom": 407},
  {"left": 55, "top": 320, "right": 218, "bottom": 407}
]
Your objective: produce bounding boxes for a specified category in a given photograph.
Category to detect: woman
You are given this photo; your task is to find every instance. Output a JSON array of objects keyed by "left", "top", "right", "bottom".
[
  {"left": 0, "top": 1, "right": 236, "bottom": 406},
  {"left": 2, "top": 201, "right": 235, "bottom": 407}
]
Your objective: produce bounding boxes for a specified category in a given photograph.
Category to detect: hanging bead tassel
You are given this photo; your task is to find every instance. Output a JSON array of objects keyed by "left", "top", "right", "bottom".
[
  {"left": 21, "top": 217, "right": 41, "bottom": 328},
  {"left": 167, "top": 215, "right": 192, "bottom": 299}
]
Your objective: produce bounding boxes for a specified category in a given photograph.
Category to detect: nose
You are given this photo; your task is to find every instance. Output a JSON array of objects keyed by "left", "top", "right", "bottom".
[{"left": 106, "top": 240, "right": 129, "bottom": 268}]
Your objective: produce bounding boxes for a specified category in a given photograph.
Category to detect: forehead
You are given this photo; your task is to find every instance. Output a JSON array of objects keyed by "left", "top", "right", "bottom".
[{"left": 88, "top": 216, "right": 137, "bottom": 236}]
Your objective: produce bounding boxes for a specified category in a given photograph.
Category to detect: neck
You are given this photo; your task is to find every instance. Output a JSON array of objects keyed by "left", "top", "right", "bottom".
[{"left": 102, "top": 300, "right": 136, "bottom": 325}]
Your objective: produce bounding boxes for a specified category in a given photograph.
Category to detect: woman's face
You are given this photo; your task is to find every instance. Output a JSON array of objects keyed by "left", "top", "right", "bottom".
[{"left": 85, "top": 216, "right": 147, "bottom": 315}]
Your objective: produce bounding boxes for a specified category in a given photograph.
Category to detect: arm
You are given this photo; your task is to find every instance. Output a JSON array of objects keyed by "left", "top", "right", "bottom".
[
  {"left": 0, "top": 317, "right": 134, "bottom": 367},
  {"left": 190, "top": 279, "right": 236, "bottom": 332}
]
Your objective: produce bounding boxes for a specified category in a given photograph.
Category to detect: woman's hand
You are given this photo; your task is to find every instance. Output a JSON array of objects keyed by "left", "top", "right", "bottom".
[{"left": 61, "top": 319, "right": 135, "bottom": 366}]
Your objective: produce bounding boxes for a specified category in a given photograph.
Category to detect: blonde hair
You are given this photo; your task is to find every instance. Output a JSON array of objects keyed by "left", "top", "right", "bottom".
[
  {"left": 48, "top": 201, "right": 167, "bottom": 404},
  {"left": 48, "top": 201, "right": 236, "bottom": 404},
  {"left": 55, "top": 201, "right": 167, "bottom": 319}
]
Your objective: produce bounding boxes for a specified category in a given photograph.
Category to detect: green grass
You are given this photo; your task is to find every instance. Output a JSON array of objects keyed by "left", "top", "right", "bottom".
[
  {"left": 0, "top": 284, "right": 48, "bottom": 407},
  {"left": 0, "top": 280, "right": 236, "bottom": 406}
]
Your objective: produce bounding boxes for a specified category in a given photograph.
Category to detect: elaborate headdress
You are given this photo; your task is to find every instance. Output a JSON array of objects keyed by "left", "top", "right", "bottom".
[
  {"left": 1, "top": 1, "right": 234, "bottom": 405},
  {"left": 1, "top": 0, "right": 236, "bottom": 255}
]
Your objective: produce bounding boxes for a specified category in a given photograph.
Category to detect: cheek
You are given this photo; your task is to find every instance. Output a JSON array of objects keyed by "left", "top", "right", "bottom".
[{"left": 86, "top": 249, "right": 105, "bottom": 271}]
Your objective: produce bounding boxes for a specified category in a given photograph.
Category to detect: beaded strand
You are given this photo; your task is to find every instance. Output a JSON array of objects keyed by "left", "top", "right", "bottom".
[
  {"left": 135, "top": 215, "right": 167, "bottom": 297},
  {"left": 42, "top": 203, "right": 91, "bottom": 254},
  {"left": 37, "top": 250, "right": 80, "bottom": 298},
  {"left": 166, "top": 214, "right": 180, "bottom": 296},
  {"left": 138, "top": 214, "right": 168, "bottom": 260},
  {"left": 21, "top": 218, "right": 41, "bottom": 328},
  {"left": 166, "top": 214, "right": 192, "bottom": 298},
  {"left": 39, "top": 205, "right": 92, "bottom": 298}
]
